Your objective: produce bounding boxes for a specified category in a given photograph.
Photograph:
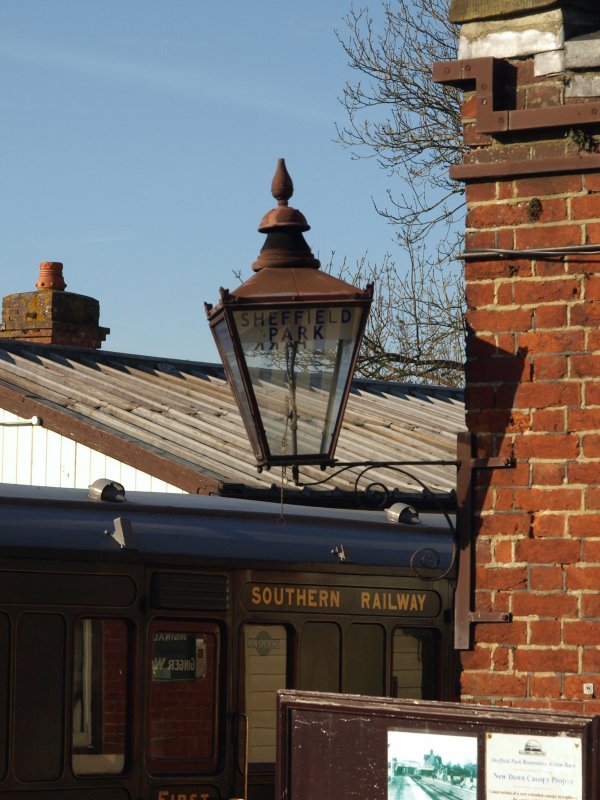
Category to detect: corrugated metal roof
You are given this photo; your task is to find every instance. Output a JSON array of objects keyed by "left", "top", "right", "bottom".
[{"left": 0, "top": 340, "right": 465, "bottom": 504}]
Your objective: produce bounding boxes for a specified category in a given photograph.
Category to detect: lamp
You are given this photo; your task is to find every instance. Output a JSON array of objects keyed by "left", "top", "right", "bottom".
[{"left": 206, "top": 159, "right": 372, "bottom": 470}]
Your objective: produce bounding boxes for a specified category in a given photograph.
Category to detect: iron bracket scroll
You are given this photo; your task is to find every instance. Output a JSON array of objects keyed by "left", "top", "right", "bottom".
[
  {"left": 293, "top": 458, "right": 459, "bottom": 510},
  {"left": 455, "top": 432, "right": 516, "bottom": 650},
  {"left": 294, "top": 458, "right": 459, "bottom": 582}
]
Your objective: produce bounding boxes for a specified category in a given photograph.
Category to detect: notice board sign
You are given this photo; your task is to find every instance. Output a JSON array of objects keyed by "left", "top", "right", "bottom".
[
  {"left": 276, "top": 692, "right": 600, "bottom": 800},
  {"left": 486, "top": 732, "right": 581, "bottom": 799},
  {"left": 151, "top": 632, "right": 204, "bottom": 682}
]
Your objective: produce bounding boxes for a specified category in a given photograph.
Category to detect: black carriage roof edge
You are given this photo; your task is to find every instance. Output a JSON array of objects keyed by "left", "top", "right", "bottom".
[{"left": 0, "top": 481, "right": 453, "bottom": 531}]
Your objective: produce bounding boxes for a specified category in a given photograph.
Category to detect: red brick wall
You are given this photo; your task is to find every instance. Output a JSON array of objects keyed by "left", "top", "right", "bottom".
[
  {"left": 459, "top": 56, "right": 600, "bottom": 712},
  {"left": 102, "top": 619, "right": 128, "bottom": 752}
]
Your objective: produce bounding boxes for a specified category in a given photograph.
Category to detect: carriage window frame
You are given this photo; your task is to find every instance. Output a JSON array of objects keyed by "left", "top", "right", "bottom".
[
  {"left": 345, "top": 622, "right": 385, "bottom": 697},
  {"left": 299, "top": 620, "right": 341, "bottom": 693},
  {"left": 0, "top": 613, "right": 9, "bottom": 780},
  {"left": 242, "top": 622, "right": 292, "bottom": 769},
  {"left": 146, "top": 619, "right": 221, "bottom": 776},
  {"left": 71, "top": 617, "right": 129, "bottom": 776},
  {"left": 16, "top": 612, "right": 66, "bottom": 782},
  {"left": 391, "top": 625, "right": 439, "bottom": 700}
]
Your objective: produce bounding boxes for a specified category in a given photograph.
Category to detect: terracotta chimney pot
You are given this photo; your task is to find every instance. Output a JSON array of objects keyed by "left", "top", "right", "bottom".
[{"left": 36, "top": 261, "right": 66, "bottom": 291}]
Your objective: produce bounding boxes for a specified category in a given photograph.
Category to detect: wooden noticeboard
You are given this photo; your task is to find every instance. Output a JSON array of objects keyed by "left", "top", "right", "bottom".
[{"left": 276, "top": 691, "right": 600, "bottom": 800}]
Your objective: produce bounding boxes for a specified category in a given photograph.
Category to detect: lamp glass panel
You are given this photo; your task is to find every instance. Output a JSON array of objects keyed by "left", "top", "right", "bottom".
[
  {"left": 212, "top": 317, "right": 262, "bottom": 457},
  {"left": 232, "top": 304, "right": 363, "bottom": 458}
]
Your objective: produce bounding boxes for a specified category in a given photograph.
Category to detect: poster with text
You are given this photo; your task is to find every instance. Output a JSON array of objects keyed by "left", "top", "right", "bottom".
[
  {"left": 486, "top": 732, "right": 582, "bottom": 800},
  {"left": 388, "top": 730, "right": 477, "bottom": 799}
]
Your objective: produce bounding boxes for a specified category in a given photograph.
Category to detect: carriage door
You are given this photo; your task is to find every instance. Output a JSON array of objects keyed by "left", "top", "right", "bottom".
[
  {"left": 242, "top": 624, "right": 289, "bottom": 800},
  {"left": 146, "top": 621, "right": 220, "bottom": 775}
]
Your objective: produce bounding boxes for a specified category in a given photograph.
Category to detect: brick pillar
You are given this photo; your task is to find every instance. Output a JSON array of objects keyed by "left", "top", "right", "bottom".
[
  {"left": 0, "top": 262, "right": 110, "bottom": 348},
  {"left": 437, "top": 1, "right": 600, "bottom": 710}
]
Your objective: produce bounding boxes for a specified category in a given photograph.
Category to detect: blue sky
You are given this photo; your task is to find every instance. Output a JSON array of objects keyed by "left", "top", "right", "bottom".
[{"left": 0, "top": 1, "right": 396, "bottom": 361}]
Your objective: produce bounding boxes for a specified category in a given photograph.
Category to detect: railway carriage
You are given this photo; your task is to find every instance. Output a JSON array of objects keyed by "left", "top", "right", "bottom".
[{"left": 0, "top": 482, "right": 457, "bottom": 800}]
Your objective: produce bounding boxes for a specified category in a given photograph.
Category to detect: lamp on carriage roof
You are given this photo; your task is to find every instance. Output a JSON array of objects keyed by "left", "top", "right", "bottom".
[{"left": 205, "top": 158, "right": 373, "bottom": 473}]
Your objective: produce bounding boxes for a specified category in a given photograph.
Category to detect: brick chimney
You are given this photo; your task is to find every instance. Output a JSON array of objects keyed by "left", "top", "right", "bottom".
[
  {"left": 435, "top": 0, "right": 600, "bottom": 711},
  {"left": 0, "top": 262, "right": 110, "bottom": 348}
]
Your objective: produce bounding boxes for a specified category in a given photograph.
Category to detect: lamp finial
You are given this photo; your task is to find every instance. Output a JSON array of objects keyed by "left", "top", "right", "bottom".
[{"left": 271, "top": 158, "right": 293, "bottom": 207}]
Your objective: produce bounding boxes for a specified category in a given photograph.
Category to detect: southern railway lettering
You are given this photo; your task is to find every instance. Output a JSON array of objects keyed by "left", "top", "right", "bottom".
[
  {"left": 244, "top": 583, "right": 440, "bottom": 617},
  {"left": 361, "top": 591, "right": 427, "bottom": 612},
  {"left": 250, "top": 585, "right": 340, "bottom": 609}
]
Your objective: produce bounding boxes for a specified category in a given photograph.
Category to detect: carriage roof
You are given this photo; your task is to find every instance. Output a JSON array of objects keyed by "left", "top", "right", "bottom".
[{"left": 0, "top": 483, "right": 455, "bottom": 571}]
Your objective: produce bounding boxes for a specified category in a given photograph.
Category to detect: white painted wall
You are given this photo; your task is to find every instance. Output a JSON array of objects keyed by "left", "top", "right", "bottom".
[{"left": 0, "top": 408, "right": 184, "bottom": 493}]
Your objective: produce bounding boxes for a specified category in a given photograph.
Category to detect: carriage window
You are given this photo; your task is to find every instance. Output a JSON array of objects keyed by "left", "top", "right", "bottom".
[
  {"left": 244, "top": 624, "right": 288, "bottom": 764},
  {"left": 300, "top": 622, "right": 340, "bottom": 692},
  {"left": 147, "top": 622, "right": 220, "bottom": 774},
  {"left": 392, "top": 627, "right": 437, "bottom": 700},
  {"left": 346, "top": 623, "right": 384, "bottom": 696},
  {"left": 72, "top": 618, "right": 128, "bottom": 775}
]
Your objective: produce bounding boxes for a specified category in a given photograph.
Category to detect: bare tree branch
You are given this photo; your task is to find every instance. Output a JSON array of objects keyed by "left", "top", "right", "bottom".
[{"left": 336, "top": 0, "right": 466, "bottom": 386}]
